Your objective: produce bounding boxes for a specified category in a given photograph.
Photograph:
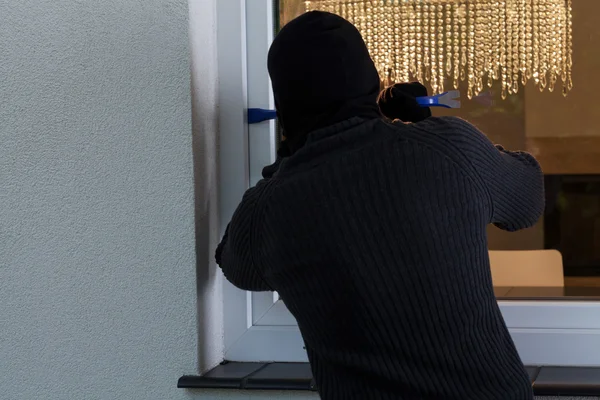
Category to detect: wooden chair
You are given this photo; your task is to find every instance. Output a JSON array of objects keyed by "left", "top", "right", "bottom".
[{"left": 488, "top": 250, "right": 564, "bottom": 287}]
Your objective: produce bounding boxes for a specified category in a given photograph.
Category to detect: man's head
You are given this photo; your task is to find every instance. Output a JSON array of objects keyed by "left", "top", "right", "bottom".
[{"left": 268, "top": 11, "right": 381, "bottom": 153}]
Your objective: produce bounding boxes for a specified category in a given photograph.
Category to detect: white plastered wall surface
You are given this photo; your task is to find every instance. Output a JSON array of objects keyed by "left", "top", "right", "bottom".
[{"left": 0, "top": 0, "right": 200, "bottom": 398}]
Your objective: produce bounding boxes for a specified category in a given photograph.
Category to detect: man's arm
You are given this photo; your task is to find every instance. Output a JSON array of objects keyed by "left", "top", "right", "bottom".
[
  {"left": 420, "top": 117, "right": 545, "bottom": 231},
  {"left": 216, "top": 181, "right": 273, "bottom": 291},
  {"left": 485, "top": 144, "right": 545, "bottom": 231},
  {"left": 216, "top": 141, "right": 290, "bottom": 291}
]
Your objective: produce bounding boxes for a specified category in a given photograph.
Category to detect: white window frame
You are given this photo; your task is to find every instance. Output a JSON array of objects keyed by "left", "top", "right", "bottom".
[
  {"left": 215, "top": 0, "right": 600, "bottom": 366},
  {"left": 217, "top": 0, "right": 307, "bottom": 363}
]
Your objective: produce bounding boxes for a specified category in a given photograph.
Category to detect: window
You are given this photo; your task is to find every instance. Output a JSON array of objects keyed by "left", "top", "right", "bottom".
[
  {"left": 217, "top": 0, "right": 600, "bottom": 365},
  {"left": 217, "top": 0, "right": 307, "bottom": 362}
]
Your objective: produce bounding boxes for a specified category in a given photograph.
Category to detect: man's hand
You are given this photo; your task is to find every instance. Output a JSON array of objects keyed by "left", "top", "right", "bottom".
[{"left": 378, "top": 82, "right": 432, "bottom": 123}]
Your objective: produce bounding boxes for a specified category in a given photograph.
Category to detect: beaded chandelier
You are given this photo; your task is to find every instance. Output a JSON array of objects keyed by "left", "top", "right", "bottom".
[{"left": 305, "top": 0, "right": 573, "bottom": 98}]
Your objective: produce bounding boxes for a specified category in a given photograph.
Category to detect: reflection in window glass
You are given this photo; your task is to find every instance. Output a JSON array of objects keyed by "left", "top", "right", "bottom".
[{"left": 277, "top": 1, "right": 600, "bottom": 284}]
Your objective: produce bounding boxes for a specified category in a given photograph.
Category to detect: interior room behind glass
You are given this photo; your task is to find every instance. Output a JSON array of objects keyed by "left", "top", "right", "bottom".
[{"left": 278, "top": 0, "right": 600, "bottom": 287}]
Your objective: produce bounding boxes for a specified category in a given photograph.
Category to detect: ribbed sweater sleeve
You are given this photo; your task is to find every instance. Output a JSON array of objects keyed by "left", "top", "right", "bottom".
[
  {"left": 215, "top": 181, "right": 272, "bottom": 292},
  {"left": 417, "top": 116, "right": 545, "bottom": 232}
]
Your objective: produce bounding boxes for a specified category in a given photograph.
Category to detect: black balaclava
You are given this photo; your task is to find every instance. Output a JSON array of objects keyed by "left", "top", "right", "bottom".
[{"left": 267, "top": 11, "right": 382, "bottom": 154}]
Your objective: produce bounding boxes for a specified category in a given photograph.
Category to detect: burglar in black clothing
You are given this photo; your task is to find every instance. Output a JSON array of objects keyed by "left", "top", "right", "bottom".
[{"left": 217, "top": 11, "right": 542, "bottom": 400}]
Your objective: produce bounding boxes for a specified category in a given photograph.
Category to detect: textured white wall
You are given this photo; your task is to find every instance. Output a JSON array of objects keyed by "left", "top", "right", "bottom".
[{"left": 0, "top": 0, "right": 199, "bottom": 398}]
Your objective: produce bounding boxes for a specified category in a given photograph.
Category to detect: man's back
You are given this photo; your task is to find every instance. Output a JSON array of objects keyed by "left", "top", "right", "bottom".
[{"left": 218, "top": 116, "right": 542, "bottom": 399}]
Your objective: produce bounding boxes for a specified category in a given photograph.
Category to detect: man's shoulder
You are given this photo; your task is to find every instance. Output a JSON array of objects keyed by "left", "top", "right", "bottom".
[
  {"left": 383, "top": 116, "right": 478, "bottom": 135},
  {"left": 379, "top": 116, "right": 483, "bottom": 152},
  {"left": 378, "top": 117, "right": 495, "bottom": 185}
]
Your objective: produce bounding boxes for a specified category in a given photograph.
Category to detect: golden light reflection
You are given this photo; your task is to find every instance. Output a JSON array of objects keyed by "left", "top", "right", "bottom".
[{"left": 305, "top": 0, "right": 573, "bottom": 99}]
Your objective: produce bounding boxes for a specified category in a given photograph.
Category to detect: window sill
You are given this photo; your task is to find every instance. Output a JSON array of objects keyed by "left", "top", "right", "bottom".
[
  {"left": 178, "top": 362, "right": 316, "bottom": 391},
  {"left": 179, "top": 362, "right": 600, "bottom": 396}
]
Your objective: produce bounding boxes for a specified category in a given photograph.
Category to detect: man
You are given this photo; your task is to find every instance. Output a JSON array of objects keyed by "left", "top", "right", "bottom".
[{"left": 216, "top": 11, "right": 543, "bottom": 400}]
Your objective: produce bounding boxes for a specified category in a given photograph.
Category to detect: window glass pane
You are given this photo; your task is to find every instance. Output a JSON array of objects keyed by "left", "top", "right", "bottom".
[{"left": 276, "top": 1, "right": 600, "bottom": 285}]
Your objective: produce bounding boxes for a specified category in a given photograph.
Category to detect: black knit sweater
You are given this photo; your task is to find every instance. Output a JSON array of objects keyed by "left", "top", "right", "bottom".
[{"left": 217, "top": 116, "right": 544, "bottom": 399}]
